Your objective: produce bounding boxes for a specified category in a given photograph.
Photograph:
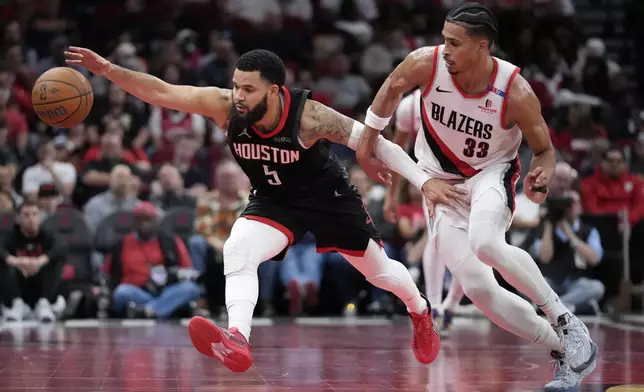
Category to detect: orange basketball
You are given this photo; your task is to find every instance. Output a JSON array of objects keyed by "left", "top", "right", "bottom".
[{"left": 31, "top": 67, "right": 94, "bottom": 128}]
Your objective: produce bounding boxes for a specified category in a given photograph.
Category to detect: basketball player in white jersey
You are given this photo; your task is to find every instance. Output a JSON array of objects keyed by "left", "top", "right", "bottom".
[
  {"left": 388, "top": 89, "right": 465, "bottom": 336},
  {"left": 355, "top": 3, "right": 597, "bottom": 390}
]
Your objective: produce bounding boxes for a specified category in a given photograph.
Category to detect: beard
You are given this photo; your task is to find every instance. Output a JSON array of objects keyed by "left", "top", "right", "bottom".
[{"left": 230, "top": 93, "right": 269, "bottom": 130}]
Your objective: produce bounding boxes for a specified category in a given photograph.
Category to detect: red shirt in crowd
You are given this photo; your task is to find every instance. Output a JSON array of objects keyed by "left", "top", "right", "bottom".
[
  {"left": 104, "top": 233, "right": 192, "bottom": 287},
  {"left": 580, "top": 168, "right": 644, "bottom": 226}
]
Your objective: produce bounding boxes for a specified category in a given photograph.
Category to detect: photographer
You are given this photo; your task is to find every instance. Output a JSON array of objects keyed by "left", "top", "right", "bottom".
[{"left": 532, "top": 191, "right": 605, "bottom": 314}]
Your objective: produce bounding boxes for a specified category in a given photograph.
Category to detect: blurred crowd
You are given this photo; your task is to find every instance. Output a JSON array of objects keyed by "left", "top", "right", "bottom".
[{"left": 0, "top": 0, "right": 642, "bottom": 324}]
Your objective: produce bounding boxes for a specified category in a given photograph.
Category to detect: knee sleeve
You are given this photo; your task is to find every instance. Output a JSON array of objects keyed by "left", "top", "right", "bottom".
[{"left": 223, "top": 218, "right": 290, "bottom": 276}]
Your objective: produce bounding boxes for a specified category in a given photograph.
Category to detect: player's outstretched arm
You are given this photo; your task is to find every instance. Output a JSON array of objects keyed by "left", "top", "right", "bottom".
[
  {"left": 508, "top": 74, "right": 556, "bottom": 204},
  {"left": 355, "top": 47, "right": 435, "bottom": 176},
  {"left": 65, "top": 47, "right": 231, "bottom": 125}
]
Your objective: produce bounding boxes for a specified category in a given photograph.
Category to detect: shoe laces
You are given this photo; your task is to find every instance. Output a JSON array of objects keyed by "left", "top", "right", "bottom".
[
  {"left": 549, "top": 351, "right": 566, "bottom": 379},
  {"left": 411, "top": 311, "right": 434, "bottom": 345}
]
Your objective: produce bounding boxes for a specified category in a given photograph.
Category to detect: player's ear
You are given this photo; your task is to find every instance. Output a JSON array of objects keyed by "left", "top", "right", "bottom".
[
  {"left": 479, "top": 39, "right": 488, "bottom": 52},
  {"left": 270, "top": 84, "right": 280, "bottom": 98}
]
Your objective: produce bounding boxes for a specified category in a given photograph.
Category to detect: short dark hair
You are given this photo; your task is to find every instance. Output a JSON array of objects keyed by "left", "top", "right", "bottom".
[
  {"left": 17, "top": 200, "right": 39, "bottom": 213},
  {"left": 602, "top": 146, "right": 624, "bottom": 160},
  {"left": 236, "top": 49, "right": 286, "bottom": 86},
  {"left": 446, "top": 2, "right": 499, "bottom": 47}
]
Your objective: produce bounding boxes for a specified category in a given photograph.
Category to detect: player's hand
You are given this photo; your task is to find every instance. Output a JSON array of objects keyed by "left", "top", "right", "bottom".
[
  {"left": 421, "top": 178, "right": 468, "bottom": 217},
  {"left": 383, "top": 190, "right": 399, "bottom": 223},
  {"left": 524, "top": 167, "right": 551, "bottom": 204},
  {"left": 64, "top": 46, "right": 112, "bottom": 75},
  {"left": 360, "top": 157, "right": 392, "bottom": 186}
]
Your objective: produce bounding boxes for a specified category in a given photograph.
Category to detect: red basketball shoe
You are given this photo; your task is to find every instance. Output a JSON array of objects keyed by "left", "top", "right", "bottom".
[
  {"left": 188, "top": 316, "right": 254, "bottom": 373},
  {"left": 409, "top": 297, "right": 441, "bottom": 364}
]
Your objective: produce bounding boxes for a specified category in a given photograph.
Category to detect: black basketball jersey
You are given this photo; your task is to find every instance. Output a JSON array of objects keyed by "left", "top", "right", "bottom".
[{"left": 226, "top": 87, "right": 350, "bottom": 201}]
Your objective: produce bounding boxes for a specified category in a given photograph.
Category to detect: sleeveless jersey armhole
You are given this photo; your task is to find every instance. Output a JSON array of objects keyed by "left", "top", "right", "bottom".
[
  {"left": 420, "top": 46, "right": 440, "bottom": 99},
  {"left": 291, "top": 89, "right": 312, "bottom": 150},
  {"left": 500, "top": 67, "right": 521, "bottom": 130}
]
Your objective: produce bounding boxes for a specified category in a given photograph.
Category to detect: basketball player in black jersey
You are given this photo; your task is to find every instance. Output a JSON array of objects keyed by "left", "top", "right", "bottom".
[{"left": 66, "top": 48, "right": 449, "bottom": 373}]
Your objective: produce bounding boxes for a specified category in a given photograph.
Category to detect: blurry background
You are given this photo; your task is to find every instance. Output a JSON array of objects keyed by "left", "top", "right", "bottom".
[{"left": 0, "top": 0, "right": 643, "bottom": 325}]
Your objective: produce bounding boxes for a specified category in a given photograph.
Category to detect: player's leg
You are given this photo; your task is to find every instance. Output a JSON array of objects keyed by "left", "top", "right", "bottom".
[
  {"left": 467, "top": 163, "right": 596, "bottom": 375},
  {"left": 421, "top": 199, "right": 447, "bottom": 308},
  {"left": 421, "top": 199, "right": 458, "bottom": 335},
  {"left": 339, "top": 239, "right": 440, "bottom": 364},
  {"left": 310, "top": 192, "right": 439, "bottom": 364},
  {"left": 435, "top": 217, "right": 563, "bottom": 351},
  {"left": 189, "top": 211, "right": 297, "bottom": 372}
]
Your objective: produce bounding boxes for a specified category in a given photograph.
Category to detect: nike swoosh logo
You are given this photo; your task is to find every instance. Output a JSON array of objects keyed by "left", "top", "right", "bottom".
[{"left": 435, "top": 86, "right": 452, "bottom": 93}]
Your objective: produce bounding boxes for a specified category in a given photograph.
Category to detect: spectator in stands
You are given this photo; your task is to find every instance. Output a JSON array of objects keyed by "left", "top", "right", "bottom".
[
  {"left": 77, "top": 131, "right": 140, "bottom": 204},
  {"left": 581, "top": 147, "right": 644, "bottom": 226},
  {"left": 0, "top": 74, "right": 28, "bottom": 154},
  {"left": 510, "top": 162, "right": 577, "bottom": 249},
  {"left": 280, "top": 231, "right": 324, "bottom": 315},
  {"left": 82, "top": 121, "right": 150, "bottom": 170},
  {"left": 84, "top": 165, "right": 140, "bottom": 234},
  {"left": 22, "top": 140, "right": 76, "bottom": 202},
  {"left": 0, "top": 189, "right": 14, "bottom": 212},
  {"left": 631, "top": 132, "right": 644, "bottom": 175},
  {"left": 0, "top": 202, "right": 65, "bottom": 322},
  {"left": 148, "top": 64, "right": 207, "bottom": 149},
  {"left": 572, "top": 38, "right": 620, "bottom": 102},
  {"left": 191, "top": 160, "right": 248, "bottom": 314},
  {"left": 533, "top": 191, "right": 605, "bottom": 314},
  {"left": 106, "top": 202, "right": 200, "bottom": 319},
  {"left": 199, "top": 31, "right": 238, "bottom": 88},
  {"left": 150, "top": 135, "right": 208, "bottom": 196},
  {"left": 0, "top": 145, "right": 22, "bottom": 205},
  {"left": 37, "top": 184, "right": 63, "bottom": 218},
  {"left": 316, "top": 52, "right": 371, "bottom": 111},
  {"left": 149, "top": 164, "right": 196, "bottom": 210},
  {"left": 87, "top": 83, "right": 150, "bottom": 150}
]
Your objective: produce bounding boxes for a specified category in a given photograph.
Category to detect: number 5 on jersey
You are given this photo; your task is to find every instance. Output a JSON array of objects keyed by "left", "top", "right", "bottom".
[
  {"left": 463, "top": 137, "right": 489, "bottom": 158},
  {"left": 263, "top": 165, "right": 282, "bottom": 185}
]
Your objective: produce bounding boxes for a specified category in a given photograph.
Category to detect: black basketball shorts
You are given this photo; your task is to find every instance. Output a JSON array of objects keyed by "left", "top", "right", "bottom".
[{"left": 240, "top": 189, "right": 382, "bottom": 261}]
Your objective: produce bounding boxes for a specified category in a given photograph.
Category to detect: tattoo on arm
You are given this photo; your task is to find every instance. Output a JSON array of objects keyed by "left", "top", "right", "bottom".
[{"left": 299, "top": 100, "right": 354, "bottom": 148}]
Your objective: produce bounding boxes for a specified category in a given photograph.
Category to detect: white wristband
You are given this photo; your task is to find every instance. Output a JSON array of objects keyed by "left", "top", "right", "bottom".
[{"left": 364, "top": 106, "right": 392, "bottom": 131}]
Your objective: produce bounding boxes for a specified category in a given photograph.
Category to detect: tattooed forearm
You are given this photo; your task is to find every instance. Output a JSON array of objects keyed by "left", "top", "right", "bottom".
[{"left": 299, "top": 100, "right": 354, "bottom": 148}]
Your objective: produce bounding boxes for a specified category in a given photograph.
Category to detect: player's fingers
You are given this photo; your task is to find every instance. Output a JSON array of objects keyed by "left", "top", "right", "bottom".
[
  {"left": 445, "top": 179, "right": 465, "bottom": 185},
  {"left": 448, "top": 186, "right": 468, "bottom": 196},
  {"left": 529, "top": 167, "right": 544, "bottom": 180},
  {"left": 534, "top": 173, "right": 548, "bottom": 186},
  {"left": 64, "top": 51, "right": 83, "bottom": 59},
  {"left": 69, "top": 46, "right": 92, "bottom": 55},
  {"left": 428, "top": 201, "right": 435, "bottom": 217},
  {"left": 65, "top": 59, "right": 81, "bottom": 65}
]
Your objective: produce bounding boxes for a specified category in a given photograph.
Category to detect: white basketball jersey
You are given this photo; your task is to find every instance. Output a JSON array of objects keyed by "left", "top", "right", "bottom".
[{"left": 414, "top": 45, "right": 522, "bottom": 179}]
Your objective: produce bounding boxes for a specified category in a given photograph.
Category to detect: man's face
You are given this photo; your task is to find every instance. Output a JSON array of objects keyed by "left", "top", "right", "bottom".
[
  {"left": 441, "top": 22, "right": 487, "bottom": 76},
  {"left": 216, "top": 162, "right": 241, "bottom": 194},
  {"left": 601, "top": 150, "right": 627, "bottom": 178},
  {"left": 20, "top": 205, "right": 41, "bottom": 232},
  {"left": 230, "top": 70, "right": 275, "bottom": 128}
]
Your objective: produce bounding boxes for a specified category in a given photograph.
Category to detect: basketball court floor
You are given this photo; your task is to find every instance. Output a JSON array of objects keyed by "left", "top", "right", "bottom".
[{"left": 0, "top": 315, "right": 641, "bottom": 391}]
